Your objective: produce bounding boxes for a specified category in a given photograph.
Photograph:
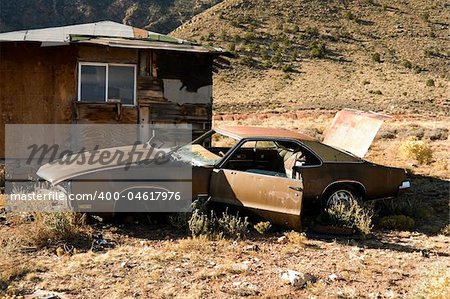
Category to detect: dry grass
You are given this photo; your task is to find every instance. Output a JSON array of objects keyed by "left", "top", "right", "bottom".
[{"left": 414, "top": 262, "right": 450, "bottom": 299}]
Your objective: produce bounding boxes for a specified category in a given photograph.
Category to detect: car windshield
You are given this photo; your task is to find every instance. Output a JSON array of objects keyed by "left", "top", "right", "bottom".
[{"left": 173, "top": 130, "right": 239, "bottom": 166}]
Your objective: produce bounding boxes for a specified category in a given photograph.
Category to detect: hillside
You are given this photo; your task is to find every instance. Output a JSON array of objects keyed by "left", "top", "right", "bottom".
[
  {"left": 0, "top": 0, "right": 222, "bottom": 34},
  {"left": 172, "top": 0, "right": 450, "bottom": 116}
]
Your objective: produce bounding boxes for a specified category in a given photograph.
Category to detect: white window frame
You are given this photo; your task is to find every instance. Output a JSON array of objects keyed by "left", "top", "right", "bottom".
[{"left": 78, "top": 62, "right": 137, "bottom": 106}]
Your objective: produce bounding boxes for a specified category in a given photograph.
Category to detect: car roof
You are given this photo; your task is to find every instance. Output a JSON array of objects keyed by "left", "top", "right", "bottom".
[{"left": 214, "top": 126, "right": 316, "bottom": 141}]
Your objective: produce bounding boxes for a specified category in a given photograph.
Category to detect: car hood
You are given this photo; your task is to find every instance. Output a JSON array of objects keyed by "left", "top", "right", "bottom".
[
  {"left": 37, "top": 144, "right": 174, "bottom": 185},
  {"left": 323, "top": 109, "right": 390, "bottom": 158}
]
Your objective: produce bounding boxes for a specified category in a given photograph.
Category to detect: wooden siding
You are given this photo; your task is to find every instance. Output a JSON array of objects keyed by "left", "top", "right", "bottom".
[
  {"left": 0, "top": 43, "right": 214, "bottom": 157},
  {"left": 0, "top": 42, "right": 77, "bottom": 157}
]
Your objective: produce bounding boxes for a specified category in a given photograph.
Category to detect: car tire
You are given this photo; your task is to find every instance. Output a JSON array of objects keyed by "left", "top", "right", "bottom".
[{"left": 324, "top": 188, "right": 358, "bottom": 210}]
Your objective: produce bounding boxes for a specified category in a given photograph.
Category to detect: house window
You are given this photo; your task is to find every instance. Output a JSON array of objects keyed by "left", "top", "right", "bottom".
[{"left": 78, "top": 63, "right": 136, "bottom": 105}]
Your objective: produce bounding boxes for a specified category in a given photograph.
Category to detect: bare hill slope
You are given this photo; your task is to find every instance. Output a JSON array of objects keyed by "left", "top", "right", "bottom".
[
  {"left": 0, "top": 0, "right": 222, "bottom": 34},
  {"left": 172, "top": 0, "right": 450, "bottom": 115}
]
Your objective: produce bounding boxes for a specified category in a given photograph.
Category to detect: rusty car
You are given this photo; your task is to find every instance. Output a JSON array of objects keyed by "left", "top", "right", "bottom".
[{"left": 37, "top": 119, "right": 410, "bottom": 230}]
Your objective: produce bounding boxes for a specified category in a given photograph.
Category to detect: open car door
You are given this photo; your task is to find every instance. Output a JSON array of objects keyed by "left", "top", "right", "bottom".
[{"left": 209, "top": 169, "right": 303, "bottom": 230}]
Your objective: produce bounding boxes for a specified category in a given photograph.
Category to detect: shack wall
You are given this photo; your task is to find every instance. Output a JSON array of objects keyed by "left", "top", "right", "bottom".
[{"left": 0, "top": 43, "right": 214, "bottom": 157}]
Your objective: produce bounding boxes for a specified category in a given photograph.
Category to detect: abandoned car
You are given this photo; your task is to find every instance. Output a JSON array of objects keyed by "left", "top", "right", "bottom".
[{"left": 37, "top": 125, "right": 410, "bottom": 230}]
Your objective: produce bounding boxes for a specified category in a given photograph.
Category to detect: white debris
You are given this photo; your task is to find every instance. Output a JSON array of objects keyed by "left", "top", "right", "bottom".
[{"left": 280, "top": 270, "right": 317, "bottom": 288}]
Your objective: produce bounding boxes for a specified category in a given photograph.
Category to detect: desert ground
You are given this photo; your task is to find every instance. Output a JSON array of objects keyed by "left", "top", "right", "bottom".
[{"left": 1, "top": 110, "right": 449, "bottom": 299}]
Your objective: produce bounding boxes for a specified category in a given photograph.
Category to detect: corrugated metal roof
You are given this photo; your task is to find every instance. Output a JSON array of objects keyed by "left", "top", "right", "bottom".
[
  {"left": 0, "top": 21, "right": 138, "bottom": 42},
  {"left": 0, "top": 21, "right": 229, "bottom": 55},
  {"left": 75, "top": 37, "right": 228, "bottom": 54}
]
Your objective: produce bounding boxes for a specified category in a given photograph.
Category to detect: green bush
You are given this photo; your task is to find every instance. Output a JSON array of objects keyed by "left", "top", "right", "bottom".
[
  {"left": 343, "top": 11, "right": 355, "bottom": 20},
  {"left": 254, "top": 221, "right": 272, "bottom": 234},
  {"left": 281, "top": 64, "right": 294, "bottom": 72},
  {"left": 371, "top": 52, "right": 381, "bottom": 63},
  {"left": 309, "top": 42, "right": 326, "bottom": 58},
  {"left": 420, "top": 12, "right": 430, "bottom": 22},
  {"left": 325, "top": 200, "right": 373, "bottom": 235},
  {"left": 378, "top": 215, "right": 415, "bottom": 230},
  {"left": 426, "top": 79, "right": 435, "bottom": 87},
  {"left": 187, "top": 199, "right": 249, "bottom": 239},
  {"left": 402, "top": 60, "right": 412, "bottom": 69}
]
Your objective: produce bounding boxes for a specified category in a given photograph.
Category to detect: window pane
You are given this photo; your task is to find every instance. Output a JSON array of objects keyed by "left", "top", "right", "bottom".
[
  {"left": 80, "top": 65, "right": 106, "bottom": 102},
  {"left": 108, "top": 66, "right": 135, "bottom": 105}
]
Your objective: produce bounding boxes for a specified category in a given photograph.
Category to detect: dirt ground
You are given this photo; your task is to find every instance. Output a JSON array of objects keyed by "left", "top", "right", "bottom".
[{"left": 0, "top": 111, "right": 449, "bottom": 299}]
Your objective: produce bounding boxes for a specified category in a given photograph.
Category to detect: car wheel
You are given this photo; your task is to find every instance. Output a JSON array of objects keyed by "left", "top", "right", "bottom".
[{"left": 325, "top": 188, "right": 357, "bottom": 209}]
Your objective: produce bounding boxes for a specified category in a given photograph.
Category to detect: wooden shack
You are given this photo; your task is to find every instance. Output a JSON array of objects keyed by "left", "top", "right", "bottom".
[{"left": 0, "top": 21, "right": 231, "bottom": 157}]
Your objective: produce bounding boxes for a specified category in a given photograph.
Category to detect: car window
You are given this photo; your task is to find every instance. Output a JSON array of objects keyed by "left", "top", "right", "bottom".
[{"left": 302, "top": 140, "right": 362, "bottom": 162}]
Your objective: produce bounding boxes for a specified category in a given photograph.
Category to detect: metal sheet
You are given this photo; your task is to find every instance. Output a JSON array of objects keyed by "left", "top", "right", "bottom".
[
  {"left": 323, "top": 109, "right": 390, "bottom": 158},
  {"left": 76, "top": 37, "right": 228, "bottom": 54},
  {"left": 0, "top": 21, "right": 230, "bottom": 56}
]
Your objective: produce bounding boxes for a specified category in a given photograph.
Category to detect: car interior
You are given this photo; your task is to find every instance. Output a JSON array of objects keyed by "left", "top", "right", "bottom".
[{"left": 206, "top": 139, "right": 321, "bottom": 178}]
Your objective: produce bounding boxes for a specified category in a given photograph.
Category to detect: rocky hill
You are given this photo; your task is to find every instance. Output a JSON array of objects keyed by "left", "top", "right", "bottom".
[
  {"left": 172, "top": 0, "right": 450, "bottom": 115},
  {"left": 0, "top": 0, "right": 222, "bottom": 34}
]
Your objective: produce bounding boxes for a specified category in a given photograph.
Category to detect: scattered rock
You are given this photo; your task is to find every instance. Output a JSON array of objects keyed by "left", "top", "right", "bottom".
[
  {"left": 230, "top": 261, "right": 250, "bottom": 273},
  {"left": 232, "top": 281, "right": 259, "bottom": 296},
  {"left": 280, "top": 270, "right": 317, "bottom": 289},
  {"left": 277, "top": 236, "right": 288, "bottom": 244}
]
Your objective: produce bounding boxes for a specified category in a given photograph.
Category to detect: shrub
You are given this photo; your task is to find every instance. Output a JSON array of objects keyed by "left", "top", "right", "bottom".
[
  {"left": 371, "top": 52, "right": 381, "bottom": 63},
  {"left": 440, "top": 225, "right": 450, "bottom": 236},
  {"left": 343, "top": 11, "right": 355, "bottom": 20},
  {"left": 20, "top": 212, "right": 83, "bottom": 248},
  {"left": 424, "top": 48, "right": 433, "bottom": 57},
  {"left": 309, "top": 42, "right": 326, "bottom": 58},
  {"left": 217, "top": 209, "right": 249, "bottom": 239},
  {"left": 240, "top": 56, "right": 255, "bottom": 66},
  {"left": 420, "top": 12, "right": 430, "bottom": 22},
  {"left": 281, "top": 64, "right": 294, "bottom": 72},
  {"left": 369, "top": 90, "right": 383, "bottom": 95},
  {"left": 325, "top": 200, "right": 373, "bottom": 235},
  {"left": 402, "top": 60, "right": 412, "bottom": 69},
  {"left": 378, "top": 215, "right": 415, "bottom": 230},
  {"left": 399, "top": 138, "right": 433, "bottom": 164},
  {"left": 227, "top": 42, "right": 236, "bottom": 52},
  {"left": 305, "top": 26, "right": 319, "bottom": 37},
  {"left": 426, "top": 79, "right": 435, "bottom": 87},
  {"left": 362, "top": 80, "right": 370, "bottom": 85},
  {"left": 254, "top": 221, "right": 272, "bottom": 234},
  {"left": 283, "top": 231, "right": 307, "bottom": 244},
  {"left": 188, "top": 198, "right": 249, "bottom": 239}
]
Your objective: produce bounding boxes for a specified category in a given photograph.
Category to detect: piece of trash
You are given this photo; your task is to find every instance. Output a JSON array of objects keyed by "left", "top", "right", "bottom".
[
  {"left": 95, "top": 239, "right": 108, "bottom": 246},
  {"left": 280, "top": 270, "right": 317, "bottom": 289},
  {"left": 244, "top": 244, "right": 260, "bottom": 251}
]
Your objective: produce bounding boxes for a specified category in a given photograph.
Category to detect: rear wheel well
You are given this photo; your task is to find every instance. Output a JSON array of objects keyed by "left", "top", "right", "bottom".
[{"left": 321, "top": 182, "right": 365, "bottom": 207}]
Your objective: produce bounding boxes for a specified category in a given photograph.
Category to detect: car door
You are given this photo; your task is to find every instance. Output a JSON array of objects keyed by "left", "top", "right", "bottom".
[{"left": 209, "top": 140, "right": 304, "bottom": 229}]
